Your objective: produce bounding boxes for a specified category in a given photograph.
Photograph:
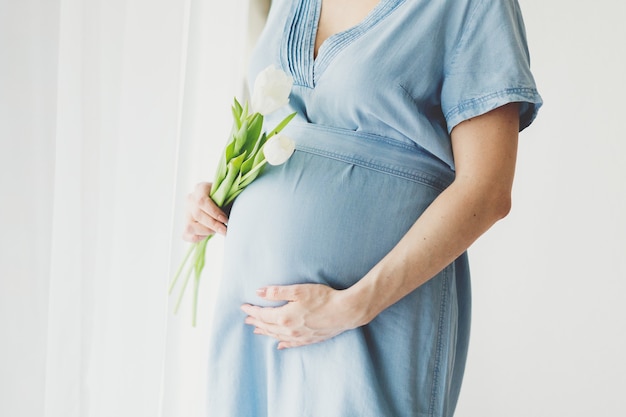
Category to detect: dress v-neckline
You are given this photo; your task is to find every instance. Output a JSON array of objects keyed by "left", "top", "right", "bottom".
[
  {"left": 282, "top": 0, "right": 404, "bottom": 88},
  {"left": 313, "top": 0, "right": 383, "bottom": 60}
]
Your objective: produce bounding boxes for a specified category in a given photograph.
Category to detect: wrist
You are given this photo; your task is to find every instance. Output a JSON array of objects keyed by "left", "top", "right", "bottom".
[
  {"left": 339, "top": 281, "right": 380, "bottom": 328},
  {"left": 341, "top": 257, "right": 410, "bottom": 328}
]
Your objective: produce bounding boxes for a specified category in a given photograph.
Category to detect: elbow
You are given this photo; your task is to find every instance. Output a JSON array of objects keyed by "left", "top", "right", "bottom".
[
  {"left": 490, "top": 192, "right": 512, "bottom": 221},
  {"left": 454, "top": 178, "right": 514, "bottom": 224}
]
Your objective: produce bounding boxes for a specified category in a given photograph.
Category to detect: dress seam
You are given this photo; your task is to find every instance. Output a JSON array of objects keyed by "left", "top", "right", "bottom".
[
  {"left": 294, "top": 121, "right": 422, "bottom": 152},
  {"left": 444, "top": 87, "right": 540, "bottom": 121},
  {"left": 429, "top": 267, "right": 450, "bottom": 417},
  {"left": 445, "top": 0, "right": 485, "bottom": 78},
  {"left": 295, "top": 145, "right": 450, "bottom": 191}
]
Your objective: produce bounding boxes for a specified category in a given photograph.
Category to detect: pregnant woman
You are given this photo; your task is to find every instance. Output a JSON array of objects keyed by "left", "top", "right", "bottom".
[{"left": 183, "top": 0, "right": 542, "bottom": 415}]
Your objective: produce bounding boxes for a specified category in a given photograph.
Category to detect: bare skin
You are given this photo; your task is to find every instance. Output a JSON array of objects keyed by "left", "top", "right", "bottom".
[
  {"left": 314, "top": 0, "right": 381, "bottom": 58},
  {"left": 182, "top": 182, "right": 228, "bottom": 242},
  {"left": 184, "top": 0, "right": 521, "bottom": 350}
]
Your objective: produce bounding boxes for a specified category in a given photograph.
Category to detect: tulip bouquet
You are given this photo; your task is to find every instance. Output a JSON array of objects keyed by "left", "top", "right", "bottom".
[{"left": 170, "top": 65, "right": 297, "bottom": 325}]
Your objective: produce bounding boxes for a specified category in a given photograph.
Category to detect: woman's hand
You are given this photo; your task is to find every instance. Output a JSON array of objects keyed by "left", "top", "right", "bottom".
[
  {"left": 182, "top": 182, "right": 229, "bottom": 243},
  {"left": 241, "top": 284, "right": 367, "bottom": 350}
]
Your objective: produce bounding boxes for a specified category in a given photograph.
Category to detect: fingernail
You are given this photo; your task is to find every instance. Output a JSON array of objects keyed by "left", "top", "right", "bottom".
[
  {"left": 256, "top": 287, "right": 267, "bottom": 297},
  {"left": 218, "top": 215, "right": 228, "bottom": 224}
]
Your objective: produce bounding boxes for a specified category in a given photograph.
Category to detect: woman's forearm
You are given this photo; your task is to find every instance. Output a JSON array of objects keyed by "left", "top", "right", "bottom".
[
  {"left": 345, "top": 177, "right": 512, "bottom": 326},
  {"left": 346, "top": 103, "right": 521, "bottom": 326}
]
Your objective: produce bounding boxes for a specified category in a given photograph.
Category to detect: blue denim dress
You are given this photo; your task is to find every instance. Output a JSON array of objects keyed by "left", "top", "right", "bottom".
[{"left": 207, "top": 1, "right": 542, "bottom": 416}]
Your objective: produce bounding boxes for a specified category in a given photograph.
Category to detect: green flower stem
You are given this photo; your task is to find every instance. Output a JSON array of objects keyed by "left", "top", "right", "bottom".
[
  {"left": 171, "top": 235, "right": 213, "bottom": 322},
  {"left": 223, "top": 188, "right": 244, "bottom": 208},
  {"left": 239, "top": 159, "right": 267, "bottom": 184},
  {"left": 211, "top": 169, "right": 236, "bottom": 206},
  {"left": 173, "top": 258, "right": 195, "bottom": 314},
  {"left": 192, "top": 271, "right": 201, "bottom": 327},
  {"left": 191, "top": 236, "right": 210, "bottom": 326},
  {"left": 169, "top": 242, "right": 194, "bottom": 294},
  {"left": 266, "top": 112, "right": 297, "bottom": 139}
]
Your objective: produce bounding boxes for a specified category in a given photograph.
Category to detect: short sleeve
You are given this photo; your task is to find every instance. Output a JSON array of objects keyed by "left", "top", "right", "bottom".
[{"left": 441, "top": 0, "right": 543, "bottom": 133}]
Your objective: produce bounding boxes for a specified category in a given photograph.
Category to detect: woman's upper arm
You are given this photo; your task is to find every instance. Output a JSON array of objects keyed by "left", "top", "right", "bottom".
[{"left": 449, "top": 103, "right": 521, "bottom": 217}]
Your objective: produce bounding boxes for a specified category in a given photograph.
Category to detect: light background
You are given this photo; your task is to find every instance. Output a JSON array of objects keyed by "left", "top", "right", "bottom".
[{"left": 456, "top": 1, "right": 626, "bottom": 416}]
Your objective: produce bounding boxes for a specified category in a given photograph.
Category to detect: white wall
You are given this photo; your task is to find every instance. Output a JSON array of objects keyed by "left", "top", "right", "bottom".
[{"left": 456, "top": 1, "right": 626, "bottom": 416}]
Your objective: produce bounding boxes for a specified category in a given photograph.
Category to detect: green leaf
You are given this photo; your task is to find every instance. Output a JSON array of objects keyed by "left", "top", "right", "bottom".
[
  {"left": 242, "top": 100, "right": 249, "bottom": 119},
  {"left": 225, "top": 115, "right": 241, "bottom": 149},
  {"left": 240, "top": 153, "right": 255, "bottom": 176},
  {"left": 250, "top": 132, "right": 268, "bottom": 159},
  {"left": 213, "top": 139, "right": 236, "bottom": 191},
  {"left": 242, "top": 113, "right": 264, "bottom": 156},
  {"left": 238, "top": 162, "right": 265, "bottom": 188},
  {"left": 238, "top": 156, "right": 268, "bottom": 189},
  {"left": 231, "top": 98, "right": 246, "bottom": 131},
  {"left": 240, "top": 126, "right": 266, "bottom": 175},
  {"left": 233, "top": 98, "right": 243, "bottom": 119},
  {"left": 233, "top": 118, "right": 249, "bottom": 155},
  {"left": 210, "top": 152, "right": 246, "bottom": 206},
  {"left": 241, "top": 132, "right": 269, "bottom": 173},
  {"left": 267, "top": 112, "right": 297, "bottom": 139},
  {"left": 231, "top": 106, "right": 242, "bottom": 131},
  {"left": 232, "top": 151, "right": 246, "bottom": 170},
  {"left": 253, "top": 143, "right": 267, "bottom": 166},
  {"left": 223, "top": 187, "right": 245, "bottom": 207}
]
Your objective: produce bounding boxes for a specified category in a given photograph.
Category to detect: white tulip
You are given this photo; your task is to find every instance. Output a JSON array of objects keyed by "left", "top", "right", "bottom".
[
  {"left": 263, "top": 135, "right": 295, "bottom": 166},
  {"left": 251, "top": 65, "right": 293, "bottom": 116}
]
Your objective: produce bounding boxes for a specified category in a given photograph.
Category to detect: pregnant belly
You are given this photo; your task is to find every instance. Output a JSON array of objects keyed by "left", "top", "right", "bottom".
[{"left": 220, "top": 147, "right": 448, "bottom": 306}]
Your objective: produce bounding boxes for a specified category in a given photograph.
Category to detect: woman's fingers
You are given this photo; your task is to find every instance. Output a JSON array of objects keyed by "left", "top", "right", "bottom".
[
  {"left": 255, "top": 285, "right": 300, "bottom": 301},
  {"left": 241, "top": 284, "right": 354, "bottom": 349},
  {"left": 196, "top": 192, "right": 229, "bottom": 225},
  {"left": 241, "top": 303, "right": 282, "bottom": 325},
  {"left": 246, "top": 315, "right": 319, "bottom": 348},
  {"left": 246, "top": 316, "right": 299, "bottom": 338},
  {"left": 182, "top": 182, "right": 229, "bottom": 241},
  {"left": 189, "top": 204, "right": 227, "bottom": 236},
  {"left": 181, "top": 215, "right": 214, "bottom": 242}
]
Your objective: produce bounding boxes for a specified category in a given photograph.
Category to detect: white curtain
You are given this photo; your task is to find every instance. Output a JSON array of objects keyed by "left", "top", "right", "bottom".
[{"left": 0, "top": 1, "right": 257, "bottom": 416}]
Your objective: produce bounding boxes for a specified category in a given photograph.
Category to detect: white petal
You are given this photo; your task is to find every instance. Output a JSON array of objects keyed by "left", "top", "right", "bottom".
[
  {"left": 263, "top": 135, "right": 296, "bottom": 166},
  {"left": 251, "top": 65, "right": 294, "bottom": 115}
]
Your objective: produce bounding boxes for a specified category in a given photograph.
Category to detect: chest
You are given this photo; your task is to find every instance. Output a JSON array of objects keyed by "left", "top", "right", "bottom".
[
  {"left": 314, "top": 0, "right": 381, "bottom": 58},
  {"left": 251, "top": 0, "right": 459, "bottom": 99}
]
